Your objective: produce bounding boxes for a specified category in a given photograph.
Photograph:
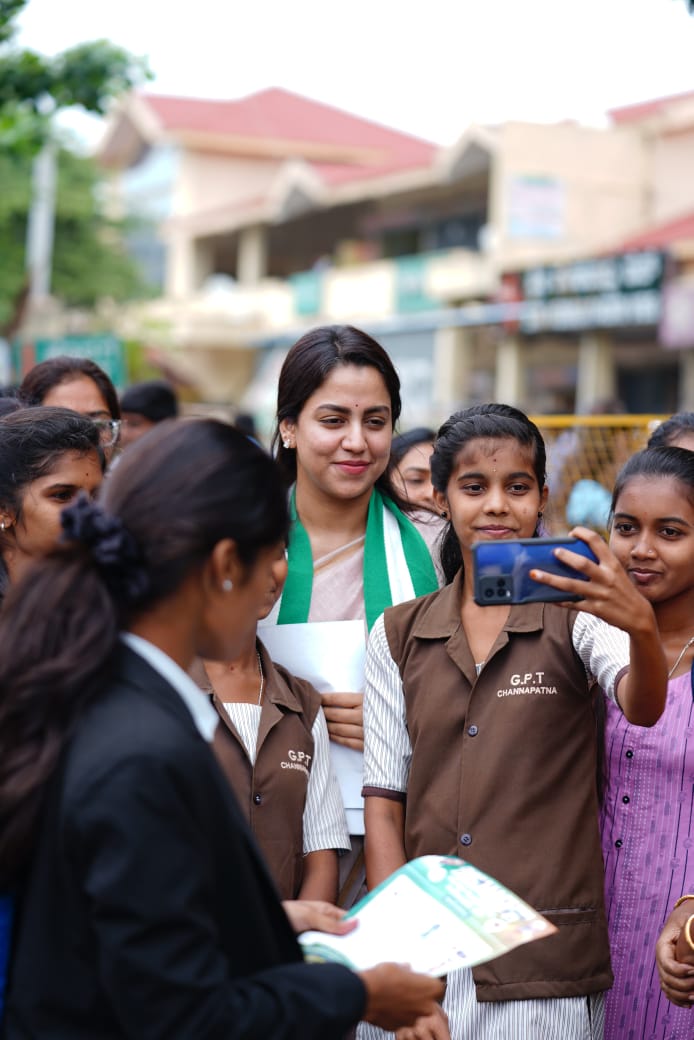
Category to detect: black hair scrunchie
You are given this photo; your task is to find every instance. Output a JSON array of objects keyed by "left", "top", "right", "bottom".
[{"left": 61, "top": 494, "right": 151, "bottom": 604}]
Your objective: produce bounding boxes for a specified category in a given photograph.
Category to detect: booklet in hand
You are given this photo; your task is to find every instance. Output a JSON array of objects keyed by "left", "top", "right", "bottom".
[{"left": 299, "top": 855, "right": 557, "bottom": 977}]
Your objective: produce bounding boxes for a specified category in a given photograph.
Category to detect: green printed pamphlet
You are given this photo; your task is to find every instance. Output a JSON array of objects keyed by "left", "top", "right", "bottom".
[{"left": 299, "top": 855, "right": 556, "bottom": 976}]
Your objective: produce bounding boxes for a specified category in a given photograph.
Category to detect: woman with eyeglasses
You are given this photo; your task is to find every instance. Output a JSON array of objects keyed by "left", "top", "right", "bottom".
[{"left": 19, "top": 356, "right": 122, "bottom": 461}]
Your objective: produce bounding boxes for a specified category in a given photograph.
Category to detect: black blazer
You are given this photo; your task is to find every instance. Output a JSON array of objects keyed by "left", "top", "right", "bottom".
[{"left": 3, "top": 646, "right": 364, "bottom": 1039}]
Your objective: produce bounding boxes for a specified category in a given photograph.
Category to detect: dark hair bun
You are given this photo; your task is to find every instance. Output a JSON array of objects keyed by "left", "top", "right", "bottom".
[{"left": 61, "top": 495, "right": 150, "bottom": 604}]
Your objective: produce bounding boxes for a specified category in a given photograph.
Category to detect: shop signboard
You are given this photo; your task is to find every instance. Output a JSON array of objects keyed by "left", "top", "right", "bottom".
[
  {"left": 518, "top": 250, "right": 664, "bottom": 334},
  {"left": 19, "top": 334, "right": 126, "bottom": 388}
]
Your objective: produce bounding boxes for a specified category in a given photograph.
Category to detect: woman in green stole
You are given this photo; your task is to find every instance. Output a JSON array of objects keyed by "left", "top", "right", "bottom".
[{"left": 261, "top": 325, "right": 440, "bottom": 906}]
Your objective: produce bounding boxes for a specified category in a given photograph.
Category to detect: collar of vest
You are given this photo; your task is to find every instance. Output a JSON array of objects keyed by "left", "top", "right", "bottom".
[
  {"left": 255, "top": 639, "right": 308, "bottom": 713},
  {"left": 410, "top": 569, "right": 548, "bottom": 639}
]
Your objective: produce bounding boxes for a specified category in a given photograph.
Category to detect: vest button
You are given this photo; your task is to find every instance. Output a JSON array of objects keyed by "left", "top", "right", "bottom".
[
  {"left": 467, "top": 725, "right": 478, "bottom": 737},
  {"left": 460, "top": 833, "right": 472, "bottom": 846},
  {"left": 622, "top": 795, "right": 630, "bottom": 804},
  {"left": 625, "top": 749, "right": 634, "bottom": 759},
  {"left": 615, "top": 839, "right": 623, "bottom": 849},
  {"left": 253, "top": 793, "right": 262, "bottom": 805}
]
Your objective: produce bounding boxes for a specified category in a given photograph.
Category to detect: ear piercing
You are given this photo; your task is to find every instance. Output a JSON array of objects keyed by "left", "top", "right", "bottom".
[
  {"left": 537, "top": 511, "right": 543, "bottom": 519},
  {"left": 222, "top": 579, "right": 233, "bottom": 592},
  {"left": 440, "top": 511, "right": 448, "bottom": 520},
  {"left": 282, "top": 439, "right": 292, "bottom": 449}
]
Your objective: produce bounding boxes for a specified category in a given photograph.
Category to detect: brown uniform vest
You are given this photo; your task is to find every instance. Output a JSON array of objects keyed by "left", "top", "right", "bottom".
[
  {"left": 379, "top": 572, "right": 612, "bottom": 1002},
  {"left": 213, "top": 640, "right": 321, "bottom": 900}
]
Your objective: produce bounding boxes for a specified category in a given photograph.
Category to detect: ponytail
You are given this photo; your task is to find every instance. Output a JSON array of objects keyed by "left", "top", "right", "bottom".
[
  {"left": 0, "top": 550, "right": 118, "bottom": 885},
  {"left": 439, "top": 527, "right": 464, "bottom": 585},
  {"left": 0, "top": 418, "right": 288, "bottom": 886}
]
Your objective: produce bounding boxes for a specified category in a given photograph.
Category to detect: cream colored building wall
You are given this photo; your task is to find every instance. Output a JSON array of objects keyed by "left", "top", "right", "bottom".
[
  {"left": 490, "top": 121, "right": 648, "bottom": 268},
  {"left": 651, "top": 128, "right": 694, "bottom": 224},
  {"left": 173, "top": 150, "right": 283, "bottom": 216}
]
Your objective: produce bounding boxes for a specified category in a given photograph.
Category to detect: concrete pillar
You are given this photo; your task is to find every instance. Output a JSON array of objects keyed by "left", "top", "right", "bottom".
[
  {"left": 433, "top": 325, "right": 475, "bottom": 419},
  {"left": 166, "top": 233, "right": 196, "bottom": 298},
  {"left": 166, "top": 235, "right": 213, "bottom": 298},
  {"left": 237, "top": 225, "right": 268, "bottom": 285},
  {"left": 494, "top": 335, "right": 525, "bottom": 406},
  {"left": 575, "top": 333, "right": 615, "bottom": 412},
  {"left": 678, "top": 349, "right": 694, "bottom": 410}
]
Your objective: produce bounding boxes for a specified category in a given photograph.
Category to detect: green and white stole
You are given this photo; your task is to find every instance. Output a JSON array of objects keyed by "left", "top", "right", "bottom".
[{"left": 277, "top": 486, "right": 438, "bottom": 631}]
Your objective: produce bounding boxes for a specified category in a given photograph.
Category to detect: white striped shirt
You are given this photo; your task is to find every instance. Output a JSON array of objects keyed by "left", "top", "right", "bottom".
[
  {"left": 357, "top": 972, "right": 604, "bottom": 1040},
  {"left": 222, "top": 701, "right": 350, "bottom": 855}
]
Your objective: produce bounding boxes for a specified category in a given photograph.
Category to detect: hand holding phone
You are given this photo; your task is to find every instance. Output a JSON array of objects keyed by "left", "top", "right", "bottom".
[{"left": 473, "top": 537, "right": 599, "bottom": 606}]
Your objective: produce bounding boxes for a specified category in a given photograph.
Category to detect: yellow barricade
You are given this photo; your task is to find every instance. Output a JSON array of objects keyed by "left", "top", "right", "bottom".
[{"left": 529, "top": 414, "right": 669, "bottom": 535}]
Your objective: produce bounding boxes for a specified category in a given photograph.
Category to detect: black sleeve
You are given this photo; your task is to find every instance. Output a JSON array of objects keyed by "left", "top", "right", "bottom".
[{"left": 67, "top": 754, "right": 366, "bottom": 1039}]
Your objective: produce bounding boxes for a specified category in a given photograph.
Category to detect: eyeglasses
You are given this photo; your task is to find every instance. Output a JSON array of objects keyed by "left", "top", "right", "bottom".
[{"left": 92, "top": 419, "right": 121, "bottom": 448}]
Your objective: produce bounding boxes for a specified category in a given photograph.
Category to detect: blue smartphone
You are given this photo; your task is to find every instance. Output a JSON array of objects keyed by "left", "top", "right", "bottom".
[{"left": 472, "top": 537, "right": 599, "bottom": 606}]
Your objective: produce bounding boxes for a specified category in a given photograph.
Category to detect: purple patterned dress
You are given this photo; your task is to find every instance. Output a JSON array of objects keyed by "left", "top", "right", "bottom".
[{"left": 601, "top": 669, "right": 694, "bottom": 1039}]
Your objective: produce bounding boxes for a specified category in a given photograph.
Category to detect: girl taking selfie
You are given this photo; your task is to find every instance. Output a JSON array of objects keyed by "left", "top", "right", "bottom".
[{"left": 360, "top": 404, "right": 666, "bottom": 1040}]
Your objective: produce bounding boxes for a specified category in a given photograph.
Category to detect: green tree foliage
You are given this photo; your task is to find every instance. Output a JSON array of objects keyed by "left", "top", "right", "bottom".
[
  {"left": 0, "top": 0, "right": 149, "bottom": 153},
  {"left": 0, "top": 147, "right": 150, "bottom": 327},
  {"left": 0, "top": 0, "right": 151, "bottom": 329}
]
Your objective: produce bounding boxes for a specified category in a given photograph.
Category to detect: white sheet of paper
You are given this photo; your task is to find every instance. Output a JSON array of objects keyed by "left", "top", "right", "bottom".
[{"left": 259, "top": 620, "right": 367, "bottom": 833}]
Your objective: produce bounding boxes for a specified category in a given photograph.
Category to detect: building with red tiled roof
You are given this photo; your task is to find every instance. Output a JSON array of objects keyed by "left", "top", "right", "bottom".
[
  {"left": 141, "top": 89, "right": 436, "bottom": 168},
  {"left": 98, "top": 86, "right": 694, "bottom": 418},
  {"left": 100, "top": 88, "right": 436, "bottom": 184}
]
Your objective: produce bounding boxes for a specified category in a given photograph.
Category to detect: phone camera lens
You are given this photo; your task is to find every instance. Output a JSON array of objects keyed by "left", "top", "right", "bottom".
[
  {"left": 484, "top": 589, "right": 494, "bottom": 599},
  {"left": 497, "top": 578, "right": 506, "bottom": 588}
]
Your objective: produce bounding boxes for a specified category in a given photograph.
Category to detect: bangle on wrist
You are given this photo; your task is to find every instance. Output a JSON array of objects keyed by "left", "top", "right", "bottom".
[
  {"left": 685, "top": 915, "right": 694, "bottom": 954},
  {"left": 673, "top": 894, "right": 694, "bottom": 910}
]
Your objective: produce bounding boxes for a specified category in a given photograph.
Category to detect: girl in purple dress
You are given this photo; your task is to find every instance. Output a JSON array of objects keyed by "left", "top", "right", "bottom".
[{"left": 603, "top": 446, "right": 694, "bottom": 1039}]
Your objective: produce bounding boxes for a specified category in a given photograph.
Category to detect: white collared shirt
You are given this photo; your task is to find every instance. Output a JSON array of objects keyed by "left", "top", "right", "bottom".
[{"left": 121, "top": 632, "right": 219, "bottom": 743}]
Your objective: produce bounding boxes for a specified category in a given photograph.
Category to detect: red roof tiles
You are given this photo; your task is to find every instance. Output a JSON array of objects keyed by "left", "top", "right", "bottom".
[
  {"left": 609, "top": 89, "right": 694, "bottom": 124},
  {"left": 143, "top": 87, "right": 436, "bottom": 168},
  {"left": 615, "top": 210, "right": 694, "bottom": 251}
]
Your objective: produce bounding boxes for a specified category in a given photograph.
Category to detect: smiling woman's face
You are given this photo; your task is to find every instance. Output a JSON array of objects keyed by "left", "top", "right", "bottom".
[
  {"left": 609, "top": 474, "right": 694, "bottom": 606},
  {"left": 280, "top": 363, "right": 393, "bottom": 505},
  {"left": 5, "top": 449, "right": 103, "bottom": 573}
]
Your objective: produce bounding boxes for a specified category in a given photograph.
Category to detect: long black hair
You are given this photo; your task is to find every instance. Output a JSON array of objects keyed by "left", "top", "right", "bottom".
[
  {"left": 0, "top": 419, "right": 288, "bottom": 885},
  {"left": 431, "top": 404, "right": 547, "bottom": 583},
  {"left": 0, "top": 406, "right": 104, "bottom": 598},
  {"left": 271, "top": 324, "right": 405, "bottom": 504}
]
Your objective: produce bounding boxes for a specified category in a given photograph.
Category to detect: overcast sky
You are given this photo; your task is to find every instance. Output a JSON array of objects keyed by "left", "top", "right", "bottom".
[{"left": 15, "top": 0, "right": 694, "bottom": 145}]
